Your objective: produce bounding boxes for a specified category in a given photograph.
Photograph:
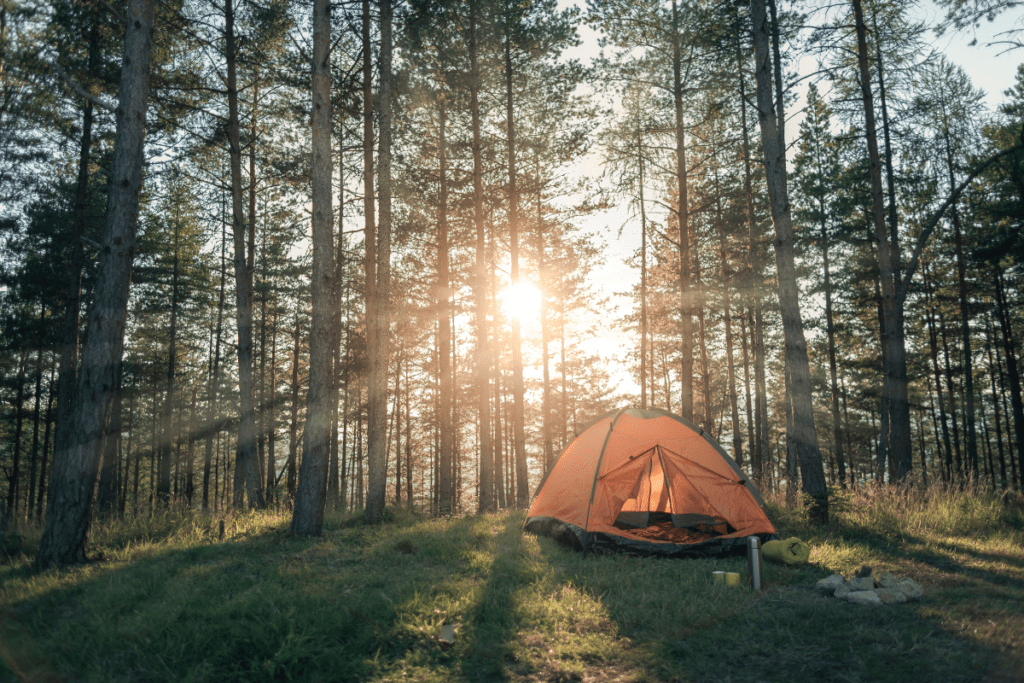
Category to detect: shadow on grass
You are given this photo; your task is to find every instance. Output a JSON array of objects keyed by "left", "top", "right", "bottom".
[
  {"left": 0, "top": 510, "right": 558, "bottom": 683},
  {"left": 836, "top": 522, "right": 1024, "bottom": 589},
  {"left": 532, "top": 526, "right": 1018, "bottom": 683},
  {"left": 458, "top": 517, "right": 532, "bottom": 682},
  {"left": 3, "top": 511, "right": 1021, "bottom": 683}
]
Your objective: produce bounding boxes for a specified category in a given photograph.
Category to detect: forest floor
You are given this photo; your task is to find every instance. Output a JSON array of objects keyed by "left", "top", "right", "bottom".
[{"left": 1, "top": 484, "right": 1023, "bottom": 683}]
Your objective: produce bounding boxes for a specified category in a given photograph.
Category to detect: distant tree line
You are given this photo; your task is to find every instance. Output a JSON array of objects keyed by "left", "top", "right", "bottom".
[{"left": 0, "top": 0, "right": 1021, "bottom": 563}]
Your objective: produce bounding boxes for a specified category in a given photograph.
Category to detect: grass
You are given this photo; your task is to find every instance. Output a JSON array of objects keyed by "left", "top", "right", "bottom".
[{"left": 0, "top": 483, "right": 1022, "bottom": 683}]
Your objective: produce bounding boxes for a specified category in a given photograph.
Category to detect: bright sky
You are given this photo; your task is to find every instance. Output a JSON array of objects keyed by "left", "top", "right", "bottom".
[{"left": 556, "top": 0, "right": 1024, "bottom": 397}]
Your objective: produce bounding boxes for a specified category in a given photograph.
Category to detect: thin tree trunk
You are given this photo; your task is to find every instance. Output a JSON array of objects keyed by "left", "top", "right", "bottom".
[
  {"left": 940, "top": 310, "right": 964, "bottom": 476},
  {"left": 225, "top": 0, "right": 264, "bottom": 509},
  {"left": 715, "top": 176, "right": 742, "bottom": 464},
  {"left": 328, "top": 125, "right": 347, "bottom": 510},
  {"left": 186, "top": 386, "right": 197, "bottom": 505},
  {"left": 53, "top": 15, "right": 100, "bottom": 480},
  {"left": 505, "top": 16, "right": 528, "bottom": 509},
  {"left": 365, "top": 0, "right": 392, "bottom": 524},
  {"left": 993, "top": 270, "right": 1024, "bottom": 485},
  {"left": 203, "top": 215, "right": 227, "bottom": 511},
  {"left": 924, "top": 261, "right": 954, "bottom": 482},
  {"left": 36, "top": 356, "right": 56, "bottom": 520},
  {"left": 291, "top": 0, "right": 334, "bottom": 536},
  {"left": 671, "top": 0, "right": 693, "bottom": 422},
  {"left": 287, "top": 316, "right": 301, "bottom": 498},
  {"left": 35, "top": 0, "right": 154, "bottom": 568},
  {"left": 469, "top": 0, "right": 494, "bottom": 513},
  {"left": 26, "top": 340, "right": 45, "bottom": 521},
  {"left": 96, "top": 362, "right": 122, "bottom": 516},
  {"left": 985, "top": 316, "right": 1008, "bottom": 488},
  {"left": 5, "top": 352, "right": 27, "bottom": 526},
  {"left": 639, "top": 137, "right": 649, "bottom": 411},
  {"left": 435, "top": 94, "right": 454, "bottom": 515},
  {"left": 852, "top": 0, "right": 912, "bottom": 482},
  {"left": 158, "top": 236, "right": 180, "bottom": 505},
  {"left": 750, "top": 0, "right": 827, "bottom": 521},
  {"left": 534, "top": 147, "right": 554, "bottom": 471},
  {"left": 945, "top": 141, "right": 980, "bottom": 477},
  {"left": 741, "top": 311, "right": 755, "bottom": 467},
  {"left": 737, "top": 34, "right": 768, "bottom": 478}
]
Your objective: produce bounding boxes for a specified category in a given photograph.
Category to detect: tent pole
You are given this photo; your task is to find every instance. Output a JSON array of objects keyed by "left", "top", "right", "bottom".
[{"left": 581, "top": 406, "right": 631, "bottom": 558}]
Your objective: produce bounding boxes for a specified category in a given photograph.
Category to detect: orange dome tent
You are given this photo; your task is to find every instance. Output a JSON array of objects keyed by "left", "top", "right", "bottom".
[{"left": 524, "top": 407, "right": 778, "bottom": 557}]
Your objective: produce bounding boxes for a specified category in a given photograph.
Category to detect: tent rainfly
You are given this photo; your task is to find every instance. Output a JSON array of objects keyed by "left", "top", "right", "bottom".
[{"left": 524, "top": 407, "right": 778, "bottom": 557}]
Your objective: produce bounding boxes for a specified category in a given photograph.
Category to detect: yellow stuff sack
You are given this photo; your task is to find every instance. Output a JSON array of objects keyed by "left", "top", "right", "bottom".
[{"left": 762, "top": 537, "right": 810, "bottom": 566}]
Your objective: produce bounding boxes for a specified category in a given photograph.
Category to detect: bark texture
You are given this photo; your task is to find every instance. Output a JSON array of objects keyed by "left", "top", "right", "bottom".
[
  {"left": 749, "top": 0, "right": 828, "bottom": 521},
  {"left": 36, "top": 0, "right": 155, "bottom": 568},
  {"left": 291, "top": 0, "right": 333, "bottom": 536}
]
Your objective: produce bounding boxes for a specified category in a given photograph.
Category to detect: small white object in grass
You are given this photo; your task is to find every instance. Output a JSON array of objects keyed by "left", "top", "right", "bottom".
[
  {"left": 439, "top": 624, "right": 456, "bottom": 644},
  {"left": 712, "top": 571, "right": 726, "bottom": 585}
]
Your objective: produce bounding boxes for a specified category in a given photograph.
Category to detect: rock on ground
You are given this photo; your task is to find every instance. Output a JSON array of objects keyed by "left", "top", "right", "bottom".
[
  {"left": 816, "top": 574, "right": 845, "bottom": 592},
  {"left": 899, "top": 578, "right": 924, "bottom": 600},
  {"left": 875, "top": 571, "right": 900, "bottom": 589},
  {"left": 875, "top": 588, "right": 908, "bottom": 604},
  {"left": 848, "top": 577, "right": 875, "bottom": 591},
  {"left": 847, "top": 590, "right": 883, "bottom": 606}
]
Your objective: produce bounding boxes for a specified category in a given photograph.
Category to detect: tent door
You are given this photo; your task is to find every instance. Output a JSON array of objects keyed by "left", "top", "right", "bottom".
[{"left": 613, "top": 459, "right": 651, "bottom": 528}]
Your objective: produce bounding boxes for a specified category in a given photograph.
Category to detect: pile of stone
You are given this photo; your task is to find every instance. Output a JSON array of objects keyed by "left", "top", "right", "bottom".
[{"left": 815, "top": 569, "right": 924, "bottom": 606}]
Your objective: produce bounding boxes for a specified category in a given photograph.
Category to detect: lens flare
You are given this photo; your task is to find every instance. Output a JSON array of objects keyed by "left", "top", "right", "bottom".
[{"left": 501, "top": 281, "right": 542, "bottom": 324}]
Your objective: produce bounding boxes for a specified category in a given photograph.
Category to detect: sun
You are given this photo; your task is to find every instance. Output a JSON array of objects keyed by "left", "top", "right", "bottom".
[{"left": 501, "top": 281, "right": 542, "bottom": 324}]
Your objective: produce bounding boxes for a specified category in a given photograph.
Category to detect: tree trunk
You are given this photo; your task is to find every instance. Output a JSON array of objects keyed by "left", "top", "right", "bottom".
[
  {"left": 750, "top": 0, "right": 827, "bottom": 521},
  {"left": 435, "top": 94, "right": 455, "bottom": 515},
  {"left": 671, "top": 0, "right": 693, "bottom": 422},
  {"left": 737, "top": 34, "right": 769, "bottom": 479},
  {"left": 639, "top": 139, "right": 649, "bottom": 411},
  {"left": 96, "top": 362, "right": 122, "bottom": 516},
  {"left": 157, "top": 238, "right": 179, "bottom": 505},
  {"left": 945, "top": 144, "right": 980, "bottom": 478},
  {"left": 940, "top": 310, "right": 963, "bottom": 476},
  {"left": 851, "top": 0, "right": 912, "bottom": 482},
  {"left": 26, "top": 341, "right": 45, "bottom": 521},
  {"left": 924, "top": 262, "right": 954, "bottom": 483},
  {"left": 985, "top": 316, "right": 1009, "bottom": 488},
  {"left": 470, "top": 0, "right": 494, "bottom": 513},
  {"left": 53, "top": 14, "right": 100, "bottom": 480},
  {"left": 291, "top": 0, "right": 334, "bottom": 536},
  {"left": 287, "top": 316, "right": 301, "bottom": 498},
  {"left": 5, "top": 352, "right": 27, "bottom": 526},
  {"left": 35, "top": 0, "right": 154, "bottom": 568},
  {"left": 365, "top": 0, "right": 392, "bottom": 524},
  {"left": 203, "top": 218, "right": 226, "bottom": 511},
  {"left": 715, "top": 177, "right": 742, "bottom": 464},
  {"left": 225, "top": 0, "right": 264, "bottom": 509},
  {"left": 505, "top": 19, "right": 528, "bottom": 509},
  {"left": 993, "top": 269, "right": 1024, "bottom": 486},
  {"left": 35, "top": 356, "right": 56, "bottom": 520}
]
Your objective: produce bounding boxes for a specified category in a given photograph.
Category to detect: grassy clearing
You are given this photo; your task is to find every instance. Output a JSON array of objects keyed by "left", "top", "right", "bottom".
[{"left": 1, "top": 484, "right": 1022, "bottom": 683}]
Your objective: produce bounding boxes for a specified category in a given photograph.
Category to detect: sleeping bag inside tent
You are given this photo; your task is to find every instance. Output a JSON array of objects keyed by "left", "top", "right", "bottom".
[{"left": 524, "top": 407, "right": 778, "bottom": 557}]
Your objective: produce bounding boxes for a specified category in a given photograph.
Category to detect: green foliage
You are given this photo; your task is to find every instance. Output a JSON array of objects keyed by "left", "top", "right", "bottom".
[{"left": 2, "top": 491, "right": 1023, "bottom": 682}]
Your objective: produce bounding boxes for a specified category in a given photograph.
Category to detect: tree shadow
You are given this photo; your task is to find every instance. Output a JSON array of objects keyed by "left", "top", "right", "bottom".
[
  {"left": 532, "top": 527, "right": 1021, "bottom": 683},
  {"left": 457, "top": 516, "right": 533, "bottom": 682},
  {"left": 0, "top": 510, "right": 541, "bottom": 683}
]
